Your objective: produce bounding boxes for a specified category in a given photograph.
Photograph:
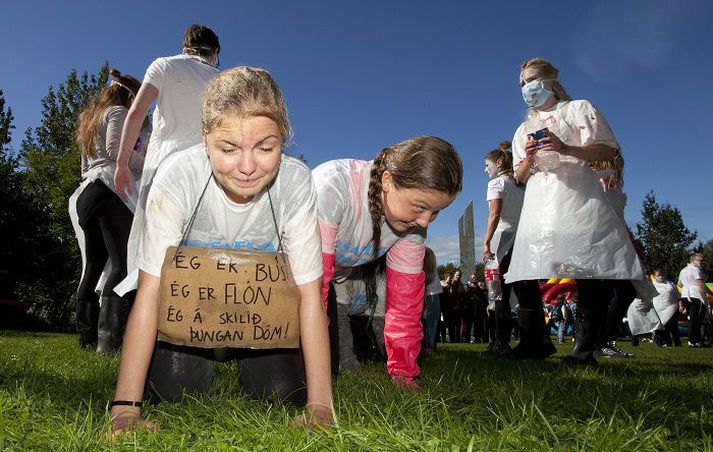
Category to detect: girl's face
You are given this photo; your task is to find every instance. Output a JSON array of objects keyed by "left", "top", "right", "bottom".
[
  {"left": 381, "top": 171, "right": 455, "bottom": 233},
  {"left": 203, "top": 114, "right": 282, "bottom": 204},
  {"left": 484, "top": 158, "right": 500, "bottom": 179}
]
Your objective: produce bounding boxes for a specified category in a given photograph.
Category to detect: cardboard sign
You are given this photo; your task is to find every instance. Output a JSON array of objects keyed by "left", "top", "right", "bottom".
[{"left": 157, "top": 246, "right": 301, "bottom": 349}]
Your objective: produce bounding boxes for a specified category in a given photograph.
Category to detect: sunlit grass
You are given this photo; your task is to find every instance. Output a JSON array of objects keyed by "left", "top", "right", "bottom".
[{"left": 1, "top": 330, "right": 711, "bottom": 450}]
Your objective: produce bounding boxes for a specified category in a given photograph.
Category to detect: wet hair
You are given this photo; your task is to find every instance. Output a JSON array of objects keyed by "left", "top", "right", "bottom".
[
  {"left": 359, "top": 255, "right": 387, "bottom": 309},
  {"left": 201, "top": 66, "right": 291, "bottom": 143},
  {"left": 423, "top": 247, "right": 437, "bottom": 276},
  {"left": 520, "top": 58, "right": 571, "bottom": 102},
  {"left": 368, "top": 136, "right": 463, "bottom": 255},
  {"left": 75, "top": 68, "right": 141, "bottom": 157},
  {"left": 182, "top": 24, "right": 220, "bottom": 57},
  {"left": 484, "top": 140, "right": 514, "bottom": 175}
]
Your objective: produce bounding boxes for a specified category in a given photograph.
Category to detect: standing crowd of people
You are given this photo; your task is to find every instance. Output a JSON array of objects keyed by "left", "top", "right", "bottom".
[{"left": 67, "top": 24, "right": 711, "bottom": 435}]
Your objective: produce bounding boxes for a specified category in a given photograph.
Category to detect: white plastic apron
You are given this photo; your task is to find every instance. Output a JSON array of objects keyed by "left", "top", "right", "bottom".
[
  {"left": 505, "top": 105, "right": 643, "bottom": 283},
  {"left": 652, "top": 281, "right": 679, "bottom": 326},
  {"left": 626, "top": 298, "right": 662, "bottom": 336},
  {"left": 115, "top": 135, "right": 201, "bottom": 296},
  {"left": 69, "top": 165, "right": 140, "bottom": 297}
]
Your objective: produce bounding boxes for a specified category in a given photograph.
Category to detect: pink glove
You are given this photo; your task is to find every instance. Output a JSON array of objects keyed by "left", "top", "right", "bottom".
[
  {"left": 321, "top": 252, "right": 336, "bottom": 321},
  {"left": 384, "top": 267, "right": 425, "bottom": 381}
]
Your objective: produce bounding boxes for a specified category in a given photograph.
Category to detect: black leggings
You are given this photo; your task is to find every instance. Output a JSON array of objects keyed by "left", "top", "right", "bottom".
[
  {"left": 145, "top": 341, "right": 307, "bottom": 406},
  {"left": 75, "top": 181, "right": 133, "bottom": 342},
  {"left": 76, "top": 181, "right": 133, "bottom": 298}
]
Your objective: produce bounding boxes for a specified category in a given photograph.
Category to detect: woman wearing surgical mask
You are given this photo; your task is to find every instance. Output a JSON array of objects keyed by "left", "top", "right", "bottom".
[
  {"left": 482, "top": 141, "right": 524, "bottom": 355},
  {"left": 505, "top": 58, "right": 644, "bottom": 365}
]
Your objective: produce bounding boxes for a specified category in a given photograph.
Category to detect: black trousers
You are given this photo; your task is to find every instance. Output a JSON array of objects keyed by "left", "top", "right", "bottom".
[
  {"left": 684, "top": 298, "right": 705, "bottom": 344},
  {"left": 494, "top": 248, "right": 514, "bottom": 345},
  {"left": 145, "top": 341, "right": 307, "bottom": 406},
  {"left": 654, "top": 314, "right": 681, "bottom": 346},
  {"left": 597, "top": 280, "right": 636, "bottom": 347},
  {"left": 75, "top": 181, "right": 133, "bottom": 344},
  {"left": 569, "top": 280, "right": 613, "bottom": 360}
]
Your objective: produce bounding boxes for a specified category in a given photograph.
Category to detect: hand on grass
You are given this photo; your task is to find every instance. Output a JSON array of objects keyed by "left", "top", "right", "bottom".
[
  {"left": 289, "top": 402, "right": 335, "bottom": 428},
  {"left": 109, "top": 409, "right": 157, "bottom": 438},
  {"left": 392, "top": 375, "right": 422, "bottom": 393}
]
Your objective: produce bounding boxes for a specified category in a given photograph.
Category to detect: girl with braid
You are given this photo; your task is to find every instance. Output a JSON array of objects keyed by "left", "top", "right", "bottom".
[{"left": 312, "top": 136, "right": 462, "bottom": 391}]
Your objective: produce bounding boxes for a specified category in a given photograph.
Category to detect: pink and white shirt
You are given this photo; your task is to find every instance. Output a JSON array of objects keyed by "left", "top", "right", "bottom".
[{"left": 312, "top": 159, "right": 426, "bottom": 279}]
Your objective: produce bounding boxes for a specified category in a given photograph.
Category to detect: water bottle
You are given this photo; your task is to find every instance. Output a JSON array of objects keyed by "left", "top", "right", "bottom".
[{"left": 484, "top": 258, "right": 502, "bottom": 310}]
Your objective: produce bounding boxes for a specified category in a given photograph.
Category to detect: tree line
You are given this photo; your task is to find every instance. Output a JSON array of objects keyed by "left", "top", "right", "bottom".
[{"left": 0, "top": 65, "right": 710, "bottom": 327}]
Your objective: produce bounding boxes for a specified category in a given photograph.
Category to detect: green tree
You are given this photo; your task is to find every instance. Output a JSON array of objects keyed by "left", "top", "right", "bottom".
[
  {"left": 635, "top": 190, "right": 696, "bottom": 280},
  {"left": 695, "top": 240, "right": 713, "bottom": 279},
  {"left": 16, "top": 64, "right": 109, "bottom": 325},
  {"left": 437, "top": 262, "right": 459, "bottom": 278}
]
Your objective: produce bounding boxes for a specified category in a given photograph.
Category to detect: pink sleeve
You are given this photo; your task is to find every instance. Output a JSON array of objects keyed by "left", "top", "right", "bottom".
[
  {"left": 386, "top": 237, "right": 425, "bottom": 274},
  {"left": 384, "top": 267, "right": 425, "bottom": 381},
  {"left": 319, "top": 219, "right": 338, "bottom": 314}
]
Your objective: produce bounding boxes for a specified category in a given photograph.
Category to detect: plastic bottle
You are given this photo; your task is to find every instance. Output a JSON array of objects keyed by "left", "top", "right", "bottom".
[{"left": 484, "top": 258, "right": 502, "bottom": 310}]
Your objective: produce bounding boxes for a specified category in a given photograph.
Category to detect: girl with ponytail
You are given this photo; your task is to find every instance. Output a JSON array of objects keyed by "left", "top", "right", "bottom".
[
  {"left": 482, "top": 140, "right": 524, "bottom": 355},
  {"left": 312, "top": 136, "right": 462, "bottom": 391}
]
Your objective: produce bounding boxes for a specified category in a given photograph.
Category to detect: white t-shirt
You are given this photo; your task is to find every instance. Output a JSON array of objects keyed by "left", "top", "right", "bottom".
[
  {"left": 143, "top": 54, "right": 218, "bottom": 147},
  {"left": 137, "top": 146, "right": 322, "bottom": 285},
  {"left": 486, "top": 174, "right": 523, "bottom": 230},
  {"left": 512, "top": 100, "right": 620, "bottom": 173},
  {"left": 313, "top": 159, "right": 426, "bottom": 277},
  {"left": 678, "top": 263, "right": 705, "bottom": 300}
]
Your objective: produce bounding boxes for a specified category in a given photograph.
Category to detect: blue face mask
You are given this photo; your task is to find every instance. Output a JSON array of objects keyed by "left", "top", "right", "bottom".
[{"left": 521, "top": 79, "right": 554, "bottom": 108}]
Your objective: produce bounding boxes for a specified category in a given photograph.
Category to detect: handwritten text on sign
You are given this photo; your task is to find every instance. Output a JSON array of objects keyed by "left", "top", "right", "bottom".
[{"left": 157, "top": 246, "right": 301, "bottom": 348}]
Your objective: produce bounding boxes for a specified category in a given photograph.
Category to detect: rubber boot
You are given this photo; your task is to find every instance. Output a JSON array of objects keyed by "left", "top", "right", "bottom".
[
  {"left": 565, "top": 304, "right": 600, "bottom": 364},
  {"left": 76, "top": 296, "right": 99, "bottom": 348},
  {"left": 511, "top": 308, "right": 556, "bottom": 360},
  {"left": 97, "top": 295, "right": 131, "bottom": 354}
]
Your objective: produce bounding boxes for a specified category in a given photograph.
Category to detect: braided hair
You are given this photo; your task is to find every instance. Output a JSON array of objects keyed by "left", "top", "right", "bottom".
[{"left": 367, "top": 136, "right": 463, "bottom": 255}]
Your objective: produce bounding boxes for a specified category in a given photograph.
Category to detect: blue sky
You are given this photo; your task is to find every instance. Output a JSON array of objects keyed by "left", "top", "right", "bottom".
[{"left": 2, "top": 0, "right": 712, "bottom": 263}]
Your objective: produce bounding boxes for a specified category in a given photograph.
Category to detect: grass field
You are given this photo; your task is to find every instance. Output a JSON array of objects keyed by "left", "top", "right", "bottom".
[{"left": 1, "top": 330, "right": 711, "bottom": 451}]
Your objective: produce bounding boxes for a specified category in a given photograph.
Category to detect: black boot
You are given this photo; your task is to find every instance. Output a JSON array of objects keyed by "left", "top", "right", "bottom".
[
  {"left": 565, "top": 305, "right": 600, "bottom": 365},
  {"left": 76, "top": 295, "right": 100, "bottom": 348},
  {"left": 511, "top": 308, "right": 556, "bottom": 360},
  {"left": 97, "top": 295, "right": 131, "bottom": 354}
]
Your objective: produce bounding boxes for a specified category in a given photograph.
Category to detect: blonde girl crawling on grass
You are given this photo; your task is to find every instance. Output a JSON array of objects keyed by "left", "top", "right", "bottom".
[{"left": 109, "top": 67, "right": 333, "bottom": 435}]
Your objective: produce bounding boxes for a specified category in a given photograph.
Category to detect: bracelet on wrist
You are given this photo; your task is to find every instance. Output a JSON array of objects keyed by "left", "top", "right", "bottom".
[{"left": 109, "top": 400, "right": 143, "bottom": 410}]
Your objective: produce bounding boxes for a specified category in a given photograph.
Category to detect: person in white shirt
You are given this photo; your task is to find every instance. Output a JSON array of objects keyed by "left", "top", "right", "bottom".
[
  {"left": 71, "top": 69, "right": 142, "bottom": 353},
  {"left": 678, "top": 253, "right": 712, "bottom": 347},
  {"left": 109, "top": 67, "right": 333, "bottom": 436},
  {"left": 651, "top": 269, "right": 682, "bottom": 347},
  {"left": 482, "top": 140, "right": 524, "bottom": 356},
  {"left": 114, "top": 24, "right": 220, "bottom": 295}
]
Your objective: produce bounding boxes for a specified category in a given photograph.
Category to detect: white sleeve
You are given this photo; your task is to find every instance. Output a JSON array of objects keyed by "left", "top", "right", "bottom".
[
  {"left": 511, "top": 124, "right": 528, "bottom": 172},
  {"left": 486, "top": 177, "right": 505, "bottom": 201},
  {"left": 136, "top": 184, "right": 186, "bottom": 277},
  {"left": 314, "top": 165, "right": 346, "bottom": 229},
  {"left": 143, "top": 58, "right": 167, "bottom": 91},
  {"left": 573, "top": 101, "right": 620, "bottom": 150},
  {"left": 281, "top": 166, "right": 323, "bottom": 285}
]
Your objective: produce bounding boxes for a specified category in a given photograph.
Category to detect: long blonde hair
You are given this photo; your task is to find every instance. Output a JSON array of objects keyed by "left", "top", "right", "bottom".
[{"left": 75, "top": 69, "right": 140, "bottom": 157}]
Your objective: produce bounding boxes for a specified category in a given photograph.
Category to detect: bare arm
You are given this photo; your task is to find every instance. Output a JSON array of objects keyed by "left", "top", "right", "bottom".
[
  {"left": 539, "top": 131, "right": 617, "bottom": 162},
  {"left": 110, "top": 271, "right": 160, "bottom": 433},
  {"left": 296, "top": 277, "right": 334, "bottom": 425},
  {"left": 483, "top": 198, "right": 502, "bottom": 260},
  {"left": 115, "top": 83, "right": 158, "bottom": 198}
]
